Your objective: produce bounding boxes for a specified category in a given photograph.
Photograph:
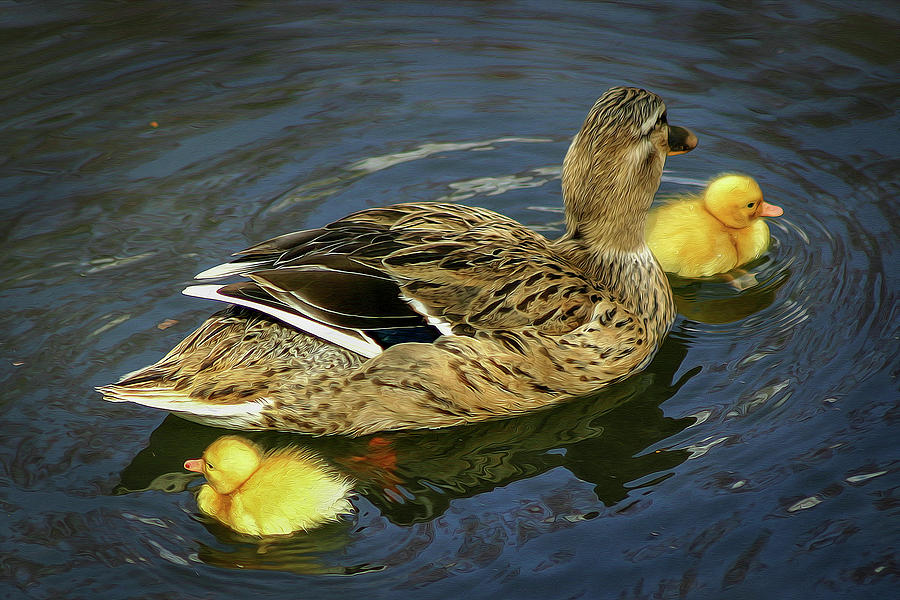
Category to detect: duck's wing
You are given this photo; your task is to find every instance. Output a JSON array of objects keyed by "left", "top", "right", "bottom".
[{"left": 186, "top": 203, "right": 599, "bottom": 356}]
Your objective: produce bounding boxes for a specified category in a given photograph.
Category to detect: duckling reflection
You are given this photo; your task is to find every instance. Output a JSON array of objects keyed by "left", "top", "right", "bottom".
[
  {"left": 647, "top": 174, "right": 783, "bottom": 278},
  {"left": 667, "top": 266, "right": 789, "bottom": 325},
  {"left": 183, "top": 435, "right": 354, "bottom": 536}
]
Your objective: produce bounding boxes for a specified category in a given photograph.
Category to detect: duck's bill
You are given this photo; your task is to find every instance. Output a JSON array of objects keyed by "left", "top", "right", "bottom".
[
  {"left": 667, "top": 125, "right": 698, "bottom": 155},
  {"left": 759, "top": 201, "right": 783, "bottom": 217},
  {"left": 184, "top": 458, "right": 204, "bottom": 472}
]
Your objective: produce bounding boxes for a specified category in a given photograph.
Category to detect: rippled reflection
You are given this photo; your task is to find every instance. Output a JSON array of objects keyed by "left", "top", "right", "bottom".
[
  {"left": 112, "top": 337, "right": 696, "bottom": 572},
  {"left": 2, "top": 1, "right": 897, "bottom": 598}
]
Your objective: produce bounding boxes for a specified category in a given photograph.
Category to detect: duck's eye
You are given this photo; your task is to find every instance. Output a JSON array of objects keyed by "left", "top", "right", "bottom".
[
  {"left": 206, "top": 463, "right": 215, "bottom": 470},
  {"left": 747, "top": 203, "right": 755, "bottom": 208}
]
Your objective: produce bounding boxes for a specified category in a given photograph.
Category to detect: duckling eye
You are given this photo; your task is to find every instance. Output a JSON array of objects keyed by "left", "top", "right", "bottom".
[
  {"left": 206, "top": 463, "right": 215, "bottom": 470},
  {"left": 747, "top": 202, "right": 755, "bottom": 208}
]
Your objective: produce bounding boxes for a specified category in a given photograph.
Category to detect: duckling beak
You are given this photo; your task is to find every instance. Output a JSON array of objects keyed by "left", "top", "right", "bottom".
[
  {"left": 759, "top": 201, "right": 783, "bottom": 217},
  {"left": 666, "top": 125, "right": 698, "bottom": 155},
  {"left": 184, "top": 458, "right": 205, "bottom": 472}
]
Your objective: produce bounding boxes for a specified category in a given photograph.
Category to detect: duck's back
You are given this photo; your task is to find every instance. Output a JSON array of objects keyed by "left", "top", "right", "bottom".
[{"left": 646, "top": 200, "right": 737, "bottom": 277}]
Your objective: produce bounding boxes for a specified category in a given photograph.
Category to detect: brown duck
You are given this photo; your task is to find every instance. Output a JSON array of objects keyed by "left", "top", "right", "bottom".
[{"left": 98, "top": 86, "right": 698, "bottom": 436}]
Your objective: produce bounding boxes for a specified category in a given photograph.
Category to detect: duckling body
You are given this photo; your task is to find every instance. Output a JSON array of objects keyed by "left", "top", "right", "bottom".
[
  {"left": 646, "top": 174, "right": 783, "bottom": 278},
  {"left": 184, "top": 436, "right": 353, "bottom": 536},
  {"left": 98, "top": 86, "right": 698, "bottom": 435}
]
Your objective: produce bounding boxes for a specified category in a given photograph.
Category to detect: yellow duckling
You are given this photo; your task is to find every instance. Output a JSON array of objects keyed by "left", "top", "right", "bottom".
[
  {"left": 646, "top": 174, "right": 783, "bottom": 278},
  {"left": 183, "top": 436, "right": 354, "bottom": 536}
]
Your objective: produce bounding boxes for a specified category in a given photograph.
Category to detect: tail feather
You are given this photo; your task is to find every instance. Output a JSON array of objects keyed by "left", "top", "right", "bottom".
[
  {"left": 194, "top": 259, "right": 269, "bottom": 280},
  {"left": 96, "top": 384, "right": 270, "bottom": 419}
]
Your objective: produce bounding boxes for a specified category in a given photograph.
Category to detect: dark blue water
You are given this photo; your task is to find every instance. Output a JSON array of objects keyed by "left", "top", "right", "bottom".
[{"left": 2, "top": 2, "right": 897, "bottom": 599}]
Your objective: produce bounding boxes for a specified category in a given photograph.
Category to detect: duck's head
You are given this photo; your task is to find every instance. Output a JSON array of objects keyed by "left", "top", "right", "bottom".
[
  {"left": 562, "top": 86, "right": 698, "bottom": 250},
  {"left": 703, "top": 174, "right": 783, "bottom": 229},
  {"left": 184, "top": 436, "right": 262, "bottom": 495}
]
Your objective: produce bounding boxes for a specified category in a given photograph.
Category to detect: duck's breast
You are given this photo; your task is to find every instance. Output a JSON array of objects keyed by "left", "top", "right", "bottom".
[
  {"left": 196, "top": 484, "right": 226, "bottom": 519},
  {"left": 735, "top": 220, "right": 772, "bottom": 265}
]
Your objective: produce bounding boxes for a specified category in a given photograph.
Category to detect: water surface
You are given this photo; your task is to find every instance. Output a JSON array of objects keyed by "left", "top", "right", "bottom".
[{"left": 2, "top": 2, "right": 897, "bottom": 599}]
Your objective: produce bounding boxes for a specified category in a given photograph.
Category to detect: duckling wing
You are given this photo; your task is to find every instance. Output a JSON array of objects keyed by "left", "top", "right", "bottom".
[
  {"left": 647, "top": 202, "right": 738, "bottom": 277},
  {"left": 187, "top": 203, "right": 598, "bottom": 355}
]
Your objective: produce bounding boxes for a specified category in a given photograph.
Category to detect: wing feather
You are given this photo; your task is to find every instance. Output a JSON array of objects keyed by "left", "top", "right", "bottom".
[{"left": 186, "top": 202, "right": 600, "bottom": 354}]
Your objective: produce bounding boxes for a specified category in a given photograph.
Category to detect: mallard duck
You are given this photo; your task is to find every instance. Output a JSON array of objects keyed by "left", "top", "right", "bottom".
[
  {"left": 646, "top": 174, "right": 783, "bottom": 278},
  {"left": 184, "top": 436, "right": 354, "bottom": 535},
  {"left": 98, "top": 86, "right": 698, "bottom": 435}
]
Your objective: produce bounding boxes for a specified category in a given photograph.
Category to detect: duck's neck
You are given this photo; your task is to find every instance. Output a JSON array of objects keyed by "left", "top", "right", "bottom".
[
  {"left": 557, "top": 129, "right": 662, "bottom": 251},
  {"left": 556, "top": 236, "right": 674, "bottom": 343},
  {"left": 554, "top": 142, "right": 675, "bottom": 341},
  {"left": 559, "top": 183, "right": 651, "bottom": 255}
]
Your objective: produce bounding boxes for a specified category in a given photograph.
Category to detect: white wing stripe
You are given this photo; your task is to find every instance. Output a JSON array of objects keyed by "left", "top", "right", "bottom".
[
  {"left": 182, "top": 285, "right": 383, "bottom": 358},
  {"left": 405, "top": 297, "right": 454, "bottom": 336},
  {"left": 195, "top": 260, "right": 269, "bottom": 280}
]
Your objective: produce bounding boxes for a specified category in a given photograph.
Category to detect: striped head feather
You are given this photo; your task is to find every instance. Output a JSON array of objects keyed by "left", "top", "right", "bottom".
[{"left": 561, "top": 86, "right": 671, "bottom": 253}]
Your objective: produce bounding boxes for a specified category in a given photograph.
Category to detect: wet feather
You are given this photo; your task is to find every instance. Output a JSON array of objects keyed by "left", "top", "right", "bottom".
[{"left": 98, "top": 86, "right": 696, "bottom": 435}]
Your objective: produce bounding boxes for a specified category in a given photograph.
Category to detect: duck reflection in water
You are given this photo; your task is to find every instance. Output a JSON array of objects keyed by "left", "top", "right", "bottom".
[
  {"left": 183, "top": 435, "right": 354, "bottom": 536},
  {"left": 115, "top": 336, "right": 698, "bottom": 571}
]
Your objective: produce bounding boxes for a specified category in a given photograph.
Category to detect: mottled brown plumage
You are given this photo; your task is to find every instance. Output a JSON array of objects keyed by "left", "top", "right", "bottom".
[{"left": 98, "top": 86, "right": 697, "bottom": 435}]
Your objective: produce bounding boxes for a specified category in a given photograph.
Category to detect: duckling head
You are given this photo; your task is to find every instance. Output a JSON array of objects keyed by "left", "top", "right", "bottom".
[
  {"left": 184, "top": 435, "right": 262, "bottom": 495},
  {"left": 703, "top": 174, "right": 783, "bottom": 229},
  {"left": 562, "top": 86, "right": 698, "bottom": 251}
]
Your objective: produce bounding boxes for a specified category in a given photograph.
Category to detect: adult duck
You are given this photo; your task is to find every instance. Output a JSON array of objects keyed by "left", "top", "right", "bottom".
[{"left": 99, "top": 86, "right": 698, "bottom": 435}]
